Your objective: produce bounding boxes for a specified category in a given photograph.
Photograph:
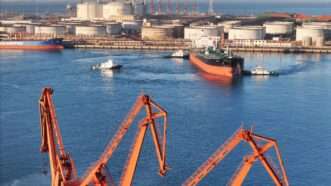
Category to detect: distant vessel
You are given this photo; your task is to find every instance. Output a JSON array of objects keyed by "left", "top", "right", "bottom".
[
  {"left": 92, "top": 59, "right": 122, "bottom": 70},
  {"left": 164, "top": 50, "right": 189, "bottom": 59},
  {"left": 0, "top": 38, "right": 64, "bottom": 50},
  {"left": 244, "top": 66, "right": 279, "bottom": 76},
  {"left": 189, "top": 48, "right": 244, "bottom": 78}
]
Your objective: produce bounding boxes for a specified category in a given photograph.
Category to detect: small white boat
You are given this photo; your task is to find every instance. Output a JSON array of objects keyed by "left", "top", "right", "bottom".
[
  {"left": 92, "top": 59, "right": 122, "bottom": 70},
  {"left": 164, "top": 50, "right": 189, "bottom": 59},
  {"left": 249, "top": 66, "right": 279, "bottom": 76}
]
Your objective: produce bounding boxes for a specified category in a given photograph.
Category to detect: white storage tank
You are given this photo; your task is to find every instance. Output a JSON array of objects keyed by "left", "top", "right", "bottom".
[
  {"left": 184, "top": 25, "right": 221, "bottom": 41},
  {"left": 0, "top": 26, "right": 7, "bottom": 32},
  {"left": 75, "top": 25, "right": 106, "bottom": 36},
  {"left": 5, "top": 26, "right": 26, "bottom": 34},
  {"left": 218, "top": 20, "right": 241, "bottom": 33},
  {"left": 303, "top": 22, "right": 331, "bottom": 39},
  {"left": 296, "top": 26, "right": 324, "bottom": 45},
  {"left": 34, "top": 25, "right": 66, "bottom": 35},
  {"left": 106, "top": 22, "right": 122, "bottom": 35},
  {"left": 229, "top": 26, "right": 265, "bottom": 40},
  {"left": 302, "top": 37, "right": 312, "bottom": 46},
  {"left": 315, "top": 37, "right": 324, "bottom": 47},
  {"left": 141, "top": 25, "right": 175, "bottom": 40},
  {"left": 264, "top": 21, "right": 294, "bottom": 35},
  {"left": 76, "top": 2, "right": 103, "bottom": 20},
  {"left": 25, "top": 24, "right": 38, "bottom": 34},
  {"left": 103, "top": 2, "right": 133, "bottom": 19}
]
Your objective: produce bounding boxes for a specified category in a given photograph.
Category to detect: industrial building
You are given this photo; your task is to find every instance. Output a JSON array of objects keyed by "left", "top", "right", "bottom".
[
  {"left": 1, "top": 26, "right": 26, "bottom": 34},
  {"left": 105, "top": 22, "right": 122, "bottom": 35},
  {"left": 122, "top": 20, "right": 142, "bottom": 34},
  {"left": 263, "top": 21, "right": 294, "bottom": 36},
  {"left": 229, "top": 26, "right": 265, "bottom": 40}
]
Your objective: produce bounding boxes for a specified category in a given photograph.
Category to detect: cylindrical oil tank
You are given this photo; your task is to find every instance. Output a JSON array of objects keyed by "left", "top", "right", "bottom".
[
  {"left": 228, "top": 26, "right": 265, "bottom": 40},
  {"left": 103, "top": 2, "right": 133, "bottom": 19},
  {"left": 296, "top": 26, "right": 324, "bottom": 44},
  {"left": 0, "top": 26, "right": 7, "bottom": 32},
  {"left": 34, "top": 25, "right": 66, "bottom": 35},
  {"left": 217, "top": 20, "right": 241, "bottom": 33},
  {"left": 76, "top": 2, "right": 103, "bottom": 20},
  {"left": 184, "top": 25, "right": 221, "bottom": 41},
  {"left": 122, "top": 21, "right": 142, "bottom": 34},
  {"left": 5, "top": 26, "right": 26, "bottom": 34},
  {"left": 160, "top": 24, "right": 184, "bottom": 38},
  {"left": 141, "top": 25, "right": 175, "bottom": 40},
  {"left": 263, "top": 21, "right": 294, "bottom": 35},
  {"left": 315, "top": 37, "right": 324, "bottom": 47},
  {"left": 303, "top": 22, "right": 331, "bottom": 39},
  {"left": 106, "top": 22, "right": 122, "bottom": 35},
  {"left": 25, "top": 24, "right": 37, "bottom": 34},
  {"left": 75, "top": 25, "right": 106, "bottom": 36},
  {"left": 160, "top": 19, "right": 182, "bottom": 25},
  {"left": 302, "top": 37, "right": 312, "bottom": 46}
]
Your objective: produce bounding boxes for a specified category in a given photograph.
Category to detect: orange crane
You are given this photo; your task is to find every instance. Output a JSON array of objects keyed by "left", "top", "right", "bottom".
[
  {"left": 39, "top": 87, "right": 169, "bottom": 186},
  {"left": 182, "top": 127, "right": 289, "bottom": 186}
]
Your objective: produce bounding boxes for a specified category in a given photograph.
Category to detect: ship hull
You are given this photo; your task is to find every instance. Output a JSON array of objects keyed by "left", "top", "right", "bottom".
[
  {"left": 0, "top": 39, "right": 64, "bottom": 51},
  {"left": 189, "top": 53, "right": 240, "bottom": 78}
]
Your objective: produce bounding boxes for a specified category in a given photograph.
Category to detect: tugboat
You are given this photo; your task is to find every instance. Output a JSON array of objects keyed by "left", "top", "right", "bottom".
[
  {"left": 91, "top": 59, "right": 122, "bottom": 70},
  {"left": 243, "top": 66, "right": 279, "bottom": 76},
  {"left": 164, "top": 50, "right": 189, "bottom": 59},
  {"left": 189, "top": 48, "right": 244, "bottom": 78}
]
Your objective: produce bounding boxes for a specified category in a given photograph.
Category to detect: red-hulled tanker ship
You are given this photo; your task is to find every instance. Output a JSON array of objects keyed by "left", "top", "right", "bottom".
[{"left": 189, "top": 48, "right": 244, "bottom": 78}]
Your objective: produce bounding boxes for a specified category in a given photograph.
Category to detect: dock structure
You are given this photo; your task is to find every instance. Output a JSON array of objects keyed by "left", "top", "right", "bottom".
[{"left": 227, "top": 46, "right": 331, "bottom": 53}]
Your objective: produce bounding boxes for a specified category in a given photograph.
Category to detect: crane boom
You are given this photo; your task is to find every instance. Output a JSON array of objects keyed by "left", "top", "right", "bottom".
[
  {"left": 39, "top": 87, "right": 78, "bottom": 186},
  {"left": 79, "top": 94, "right": 168, "bottom": 186},
  {"left": 182, "top": 127, "right": 289, "bottom": 186},
  {"left": 39, "top": 88, "right": 169, "bottom": 186}
]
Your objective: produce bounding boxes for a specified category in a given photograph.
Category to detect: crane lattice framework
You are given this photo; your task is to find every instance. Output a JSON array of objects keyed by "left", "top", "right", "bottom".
[
  {"left": 39, "top": 87, "right": 169, "bottom": 186},
  {"left": 182, "top": 127, "right": 289, "bottom": 186}
]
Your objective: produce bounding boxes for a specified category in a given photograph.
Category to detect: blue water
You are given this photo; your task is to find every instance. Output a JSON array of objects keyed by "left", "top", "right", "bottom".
[
  {"left": 0, "top": 1, "right": 330, "bottom": 15},
  {"left": 0, "top": 49, "right": 331, "bottom": 186}
]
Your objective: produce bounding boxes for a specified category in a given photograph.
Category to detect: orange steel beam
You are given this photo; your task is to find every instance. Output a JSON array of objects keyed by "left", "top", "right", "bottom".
[
  {"left": 182, "top": 128, "right": 289, "bottom": 186},
  {"left": 80, "top": 94, "right": 168, "bottom": 186},
  {"left": 119, "top": 120, "right": 149, "bottom": 186},
  {"left": 39, "top": 88, "right": 78, "bottom": 186},
  {"left": 39, "top": 88, "right": 168, "bottom": 186}
]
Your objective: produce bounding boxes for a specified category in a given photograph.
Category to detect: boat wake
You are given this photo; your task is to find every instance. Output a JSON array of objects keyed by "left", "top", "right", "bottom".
[
  {"left": 278, "top": 61, "right": 313, "bottom": 75},
  {"left": 2, "top": 173, "right": 50, "bottom": 186}
]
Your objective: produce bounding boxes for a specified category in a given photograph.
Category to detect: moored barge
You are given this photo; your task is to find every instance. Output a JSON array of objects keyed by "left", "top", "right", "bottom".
[{"left": 0, "top": 38, "right": 64, "bottom": 50}]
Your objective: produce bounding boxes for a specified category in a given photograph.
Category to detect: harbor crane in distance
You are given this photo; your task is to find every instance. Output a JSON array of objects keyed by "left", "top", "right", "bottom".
[
  {"left": 39, "top": 87, "right": 169, "bottom": 186},
  {"left": 182, "top": 127, "right": 289, "bottom": 186}
]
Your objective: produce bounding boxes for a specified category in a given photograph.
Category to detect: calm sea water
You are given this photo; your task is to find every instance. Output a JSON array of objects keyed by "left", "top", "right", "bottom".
[
  {"left": 0, "top": 49, "right": 331, "bottom": 186},
  {"left": 0, "top": 1, "right": 330, "bottom": 15}
]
